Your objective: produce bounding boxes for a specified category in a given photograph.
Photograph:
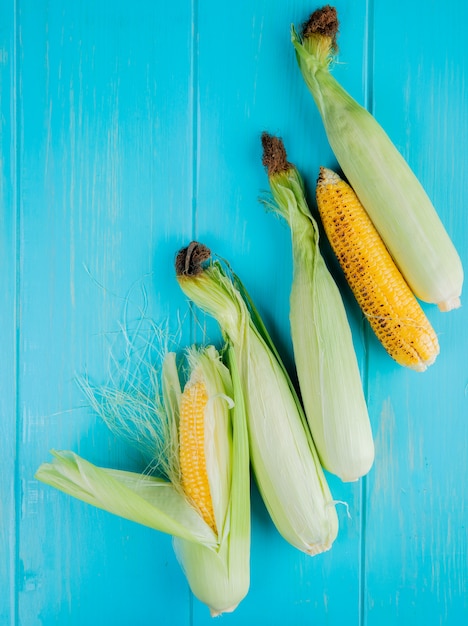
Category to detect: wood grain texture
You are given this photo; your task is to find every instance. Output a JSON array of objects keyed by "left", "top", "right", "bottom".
[
  {"left": 366, "top": 1, "right": 468, "bottom": 623},
  {"left": 0, "top": 2, "right": 17, "bottom": 624},
  {"left": 2, "top": 1, "right": 467, "bottom": 624}
]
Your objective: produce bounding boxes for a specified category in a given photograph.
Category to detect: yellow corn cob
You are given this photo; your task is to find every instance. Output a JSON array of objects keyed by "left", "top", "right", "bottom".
[
  {"left": 316, "top": 167, "right": 439, "bottom": 372},
  {"left": 179, "top": 380, "right": 217, "bottom": 532}
]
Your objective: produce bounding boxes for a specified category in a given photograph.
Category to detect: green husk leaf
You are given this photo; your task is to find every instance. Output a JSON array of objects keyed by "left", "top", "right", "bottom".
[{"left": 35, "top": 450, "right": 217, "bottom": 546}]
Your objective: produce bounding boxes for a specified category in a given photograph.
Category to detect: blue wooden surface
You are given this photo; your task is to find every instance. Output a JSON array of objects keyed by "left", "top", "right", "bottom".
[{"left": 1, "top": 1, "right": 467, "bottom": 624}]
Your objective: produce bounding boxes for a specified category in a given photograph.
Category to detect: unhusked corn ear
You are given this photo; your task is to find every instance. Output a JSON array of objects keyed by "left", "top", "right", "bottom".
[
  {"left": 36, "top": 344, "right": 250, "bottom": 617},
  {"left": 260, "top": 133, "right": 374, "bottom": 482},
  {"left": 316, "top": 167, "right": 439, "bottom": 372},
  {"left": 292, "top": 7, "right": 463, "bottom": 311},
  {"left": 179, "top": 380, "right": 217, "bottom": 532},
  {"left": 176, "top": 243, "right": 338, "bottom": 555}
]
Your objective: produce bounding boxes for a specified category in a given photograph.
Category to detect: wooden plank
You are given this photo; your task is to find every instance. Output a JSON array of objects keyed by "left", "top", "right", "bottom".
[
  {"left": 365, "top": 1, "right": 468, "bottom": 624},
  {"left": 17, "top": 1, "right": 194, "bottom": 624},
  {"left": 0, "top": 1, "right": 18, "bottom": 623},
  {"left": 192, "top": 1, "right": 369, "bottom": 624}
]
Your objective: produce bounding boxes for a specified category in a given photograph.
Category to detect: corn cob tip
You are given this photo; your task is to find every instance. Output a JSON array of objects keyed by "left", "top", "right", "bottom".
[
  {"left": 317, "top": 166, "right": 341, "bottom": 186},
  {"left": 261, "top": 132, "right": 292, "bottom": 177},
  {"left": 415, "top": 351, "right": 438, "bottom": 372},
  {"left": 438, "top": 296, "right": 461, "bottom": 312},
  {"left": 406, "top": 351, "right": 437, "bottom": 373},
  {"left": 176, "top": 242, "right": 211, "bottom": 277},
  {"left": 302, "top": 5, "right": 339, "bottom": 47}
]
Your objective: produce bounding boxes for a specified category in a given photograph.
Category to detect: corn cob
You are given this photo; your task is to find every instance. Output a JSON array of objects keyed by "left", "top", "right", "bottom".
[
  {"left": 179, "top": 380, "right": 216, "bottom": 532},
  {"left": 316, "top": 167, "right": 439, "bottom": 371}
]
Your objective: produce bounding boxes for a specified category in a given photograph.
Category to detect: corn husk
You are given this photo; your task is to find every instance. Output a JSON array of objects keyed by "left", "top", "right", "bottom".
[{"left": 261, "top": 133, "right": 374, "bottom": 481}]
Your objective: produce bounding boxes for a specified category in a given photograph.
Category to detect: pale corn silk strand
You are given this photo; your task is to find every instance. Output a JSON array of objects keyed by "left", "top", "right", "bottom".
[
  {"left": 78, "top": 313, "right": 231, "bottom": 532},
  {"left": 77, "top": 312, "right": 183, "bottom": 481},
  {"left": 176, "top": 243, "right": 339, "bottom": 555},
  {"left": 292, "top": 6, "right": 463, "bottom": 310},
  {"left": 74, "top": 275, "right": 185, "bottom": 478}
]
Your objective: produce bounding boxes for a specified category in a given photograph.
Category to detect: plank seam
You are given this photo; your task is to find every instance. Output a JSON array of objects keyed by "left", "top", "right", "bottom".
[
  {"left": 13, "top": 0, "right": 21, "bottom": 624},
  {"left": 190, "top": 0, "right": 199, "bottom": 349},
  {"left": 189, "top": 0, "right": 199, "bottom": 621},
  {"left": 360, "top": 2, "right": 375, "bottom": 625}
]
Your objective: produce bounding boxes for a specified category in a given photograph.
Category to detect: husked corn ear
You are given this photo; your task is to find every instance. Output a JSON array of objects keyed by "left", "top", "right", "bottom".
[
  {"left": 179, "top": 380, "right": 217, "bottom": 532},
  {"left": 316, "top": 167, "right": 439, "bottom": 372}
]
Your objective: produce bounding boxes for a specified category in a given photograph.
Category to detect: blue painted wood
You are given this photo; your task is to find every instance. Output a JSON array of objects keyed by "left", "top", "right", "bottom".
[
  {"left": 0, "top": 3, "right": 17, "bottom": 624},
  {"left": 366, "top": 1, "right": 468, "bottom": 623},
  {"left": 2, "top": 1, "right": 467, "bottom": 624},
  {"left": 10, "top": 1, "right": 194, "bottom": 625}
]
